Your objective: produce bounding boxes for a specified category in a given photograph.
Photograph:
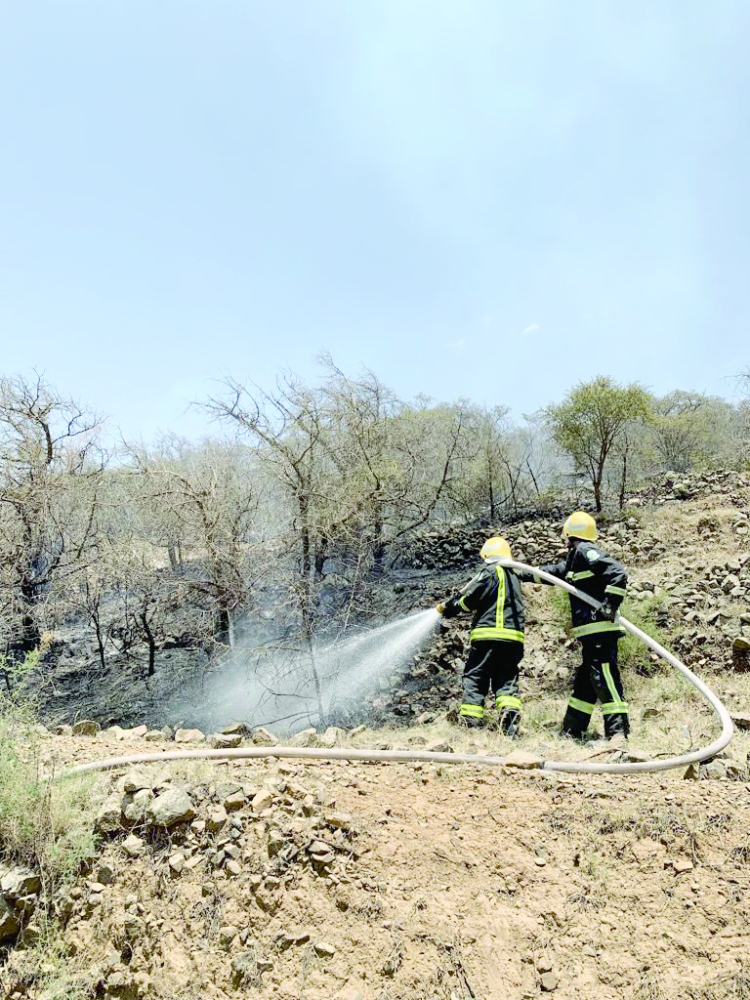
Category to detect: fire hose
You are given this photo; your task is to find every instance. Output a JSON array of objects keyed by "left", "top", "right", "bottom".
[{"left": 61, "top": 560, "right": 733, "bottom": 779}]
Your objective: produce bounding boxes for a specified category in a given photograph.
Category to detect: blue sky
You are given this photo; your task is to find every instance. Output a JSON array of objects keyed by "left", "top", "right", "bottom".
[{"left": 1, "top": 1, "right": 748, "bottom": 441}]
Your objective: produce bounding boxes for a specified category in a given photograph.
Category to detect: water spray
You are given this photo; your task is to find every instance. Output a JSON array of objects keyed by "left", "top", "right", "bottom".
[
  {"left": 170, "top": 609, "right": 441, "bottom": 735},
  {"left": 61, "top": 563, "right": 733, "bottom": 779}
]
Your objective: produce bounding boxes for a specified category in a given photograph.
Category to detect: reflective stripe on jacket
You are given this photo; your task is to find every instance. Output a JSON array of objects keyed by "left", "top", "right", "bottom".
[
  {"left": 519, "top": 541, "right": 627, "bottom": 639},
  {"left": 442, "top": 563, "right": 524, "bottom": 643}
]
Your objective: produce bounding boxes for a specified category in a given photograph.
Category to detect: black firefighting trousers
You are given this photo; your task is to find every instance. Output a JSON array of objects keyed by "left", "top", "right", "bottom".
[
  {"left": 562, "top": 634, "right": 629, "bottom": 738},
  {"left": 459, "top": 639, "right": 524, "bottom": 732}
]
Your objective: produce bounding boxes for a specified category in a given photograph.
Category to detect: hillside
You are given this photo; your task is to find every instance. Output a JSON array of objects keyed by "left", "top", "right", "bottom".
[{"left": 2, "top": 472, "right": 750, "bottom": 1000}]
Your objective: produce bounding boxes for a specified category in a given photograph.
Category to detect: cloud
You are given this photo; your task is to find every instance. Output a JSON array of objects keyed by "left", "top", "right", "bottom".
[
  {"left": 446, "top": 338, "right": 466, "bottom": 354},
  {"left": 521, "top": 323, "right": 540, "bottom": 336}
]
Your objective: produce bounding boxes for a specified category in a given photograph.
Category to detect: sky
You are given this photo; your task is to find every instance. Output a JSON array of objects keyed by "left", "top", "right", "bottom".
[{"left": 1, "top": 1, "right": 749, "bottom": 442}]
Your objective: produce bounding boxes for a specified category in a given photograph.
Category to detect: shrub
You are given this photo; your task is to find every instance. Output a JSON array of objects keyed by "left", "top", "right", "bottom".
[{"left": 0, "top": 703, "right": 98, "bottom": 887}]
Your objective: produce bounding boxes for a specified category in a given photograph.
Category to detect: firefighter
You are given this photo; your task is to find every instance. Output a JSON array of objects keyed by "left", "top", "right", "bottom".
[
  {"left": 436, "top": 536, "right": 525, "bottom": 734},
  {"left": 518, "top": 511, "right": 629, "bottom": 741}
]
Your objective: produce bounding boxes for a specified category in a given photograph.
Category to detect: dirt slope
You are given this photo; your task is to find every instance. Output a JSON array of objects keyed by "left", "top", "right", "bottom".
[{"left": 6, "top": 730, "right": 750, "bottom": 1000}]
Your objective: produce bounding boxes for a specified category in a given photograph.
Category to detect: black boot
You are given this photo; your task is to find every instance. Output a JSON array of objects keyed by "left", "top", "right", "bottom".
[
  {"left": 561, "top": 726, "right": 588, "bottom": 742},
  {"left": 604, "top": 713, "right": 630, "bottom": 739},
  {"left": 499, "top": 710, "right": 520, "bottom": 738}
]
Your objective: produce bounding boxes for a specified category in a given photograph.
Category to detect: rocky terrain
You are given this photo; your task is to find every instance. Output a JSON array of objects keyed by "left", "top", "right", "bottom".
[
  {"left": 2, "top": 470, "right": 750, "bottom": 1000},
  {"left": 3, "top": 719, "right": 750, "bottom": 1000}
]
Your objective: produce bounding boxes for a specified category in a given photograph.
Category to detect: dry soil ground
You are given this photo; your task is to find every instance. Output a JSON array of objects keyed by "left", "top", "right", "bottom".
[{"left": 6, "top": 722, "right": 750, "bottom": 1000}]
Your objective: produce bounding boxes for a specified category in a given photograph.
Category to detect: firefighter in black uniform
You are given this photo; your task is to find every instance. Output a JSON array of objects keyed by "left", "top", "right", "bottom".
[
  {"left": 518, "top": 511, "right": 629, "bottom": 740},
  {"left": 436, "top": 536, "right": 525, "bottom": 734}
]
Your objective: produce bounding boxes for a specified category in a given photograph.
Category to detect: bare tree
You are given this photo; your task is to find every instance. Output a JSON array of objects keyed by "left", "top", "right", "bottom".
[
  {"left": 124, "top": 437, "right": 264, "bottom": 648},
  {"left": 0, "top": 373, "right": 105, "bottom": 653}
]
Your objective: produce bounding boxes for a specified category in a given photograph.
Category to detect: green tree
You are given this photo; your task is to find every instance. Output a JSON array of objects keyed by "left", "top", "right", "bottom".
[
  {"left": 546, "top": 376, "right": 652, "bottom": 510},
  {"left": 650, "top": 391, "right": 736, "bottom": 473}
]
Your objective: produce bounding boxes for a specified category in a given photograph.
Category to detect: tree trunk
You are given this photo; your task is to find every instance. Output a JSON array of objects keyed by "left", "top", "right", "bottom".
[
  {"left": 167, "top": 542, "right": 182, "bottom": 573},
  {"left": 139, "top": 613, "right": 157, "bottom": 676},
  {"left": 215, "top": 608, "right": 232, "bottom": 646},
  {"left": 619, "top": 451, "right": 628, "bottom": 509},
  {"left": 300, "top": 593, "right": 325, "bottom": 727},
  {"left": 93, "top": 615, "right": 107, "bottom": 672}
]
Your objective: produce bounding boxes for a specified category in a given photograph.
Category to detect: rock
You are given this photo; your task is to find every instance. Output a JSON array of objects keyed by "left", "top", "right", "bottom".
[
  {"left": 121, "top": 835, "right": 146, "bottom": 858},
  {"left": 540, "top": 971, "right": 559, "bottom": 991},
  {"left": 307, "top": 840, "right": 335, "bottom": 864},
  {"left": 290, "top": 728, "right": 317, "bottom": 747},
  {"left": 95, "top": 863, "right": 115, "bottom": 886},
  {"left": 168, "top": 853, "right": 185, "bottom": 874},
  {"left": 209, "top": 733, "right": 243, "bottom": 749},
  {"left": 348, "top": 725, "right": 368, "bottom": 736},
  {"left": 425, "top": 740, "right": 454, "bottom": 753},
  {"left": 314, "top": 941, "right": 336, "bottom": 957},
  {"left": 415, "top": 712, "right": 437, "bottom": 725},
  {"left": 726, "top": 762, "right": 749, "bottom": 781},
  {"left": 220, "top": 925, "right": 239, "bottom": 948},
  {"left": 207, "top": 807, "right": 228, "bottom": 833},
  {"left": 103, "top": 970, "right": 141, "bottom": 1000},
  {"left": 123, "top": 771, "right": 152, "bottom": 794},
  {"left": 683, "top": 763, "right": 701, "bottom": 780},
  {"left": 96, "top": 795, "right": 123, "bottom": 833},
  {"left": 0, "top": 868, "right": 41, "bottom": 900},
  {"left": 704, "top": 760, "right": 728, "bottom": 780},
  {"left": 0, "top": 897, "right": 21, "bottom": 942},
  {"left": 267, "top": 829, "right": 285, "bottom": 857},
  {"left": 226, "top": 859, "right": 242, "bottom": 877},
  {"left": 325, "top": 811, "right": 354, "bottom": 831},
  {"left": 251, "top": 789, "right": 274, "bottom": 814},
  {"left": 72, "top": 719, "right": 100, "bottom": 736},
  {"left": 623, "top": 749, "right": 652, "bottom": 763},
  {"left": 231, "top": 951, "right": 258, "bottom": 987},
  {"left": 146, "top": 788, "right": 195, "bottom": 827},
  {"left": 55, "top": 724, "right": 73, "bottom": 736},
  {"left": 174, "top": 728, "right": 205, "bottom": 743},
  {"left": 21, "top": 920, "right": 41, "bottom": 946},
  {"left": 144, "top": 730, "right": 167, "bottom": 741},
  {"left": 504, "top": 750, "right": 544, "bottom": 769},
  {"left": 122, "top": 788, "right": 154, "bottom": 825},
  {"left": 673, "top": 858, "right": 694, "bottom": 874},
  {"left": 317, "top": 727, "right": 343, "bottom": 748},
  {"left": 220, "top": 721, "right": 252, "bottom": 736},
  {"left": 123, "top": 725, "right": 148, "bottom": 738},
  {"left": 251, "top": 727, "right": 278, "bottom": 746},
  {"left": 224, "top": 790, "right": 246, "bottom": 812}
]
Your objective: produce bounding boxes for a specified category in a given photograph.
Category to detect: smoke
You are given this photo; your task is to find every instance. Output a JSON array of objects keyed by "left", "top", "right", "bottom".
[{"left": 168, "top": 609, "right": 440, "bottom": 735}]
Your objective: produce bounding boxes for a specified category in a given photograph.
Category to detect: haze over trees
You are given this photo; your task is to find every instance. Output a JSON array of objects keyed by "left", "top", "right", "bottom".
[{"left": 0, "top": 364, "right": 748, "bottom": 697}]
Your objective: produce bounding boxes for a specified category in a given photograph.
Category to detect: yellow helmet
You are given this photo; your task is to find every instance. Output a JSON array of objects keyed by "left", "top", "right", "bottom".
[
  {"left": 563, "top": 511, "right": 598, "bottom": 541},
  {"left": 480, "top": 536, "right": 512, "bottom": 561}
]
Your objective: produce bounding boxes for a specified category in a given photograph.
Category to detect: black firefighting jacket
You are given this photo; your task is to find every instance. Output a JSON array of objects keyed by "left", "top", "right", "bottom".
[
  {"left": 519, "top": 540, "right": 627, "bottom": 639},
  {"left": 442, "top": 563, "right": 525, "bottom": 644}
]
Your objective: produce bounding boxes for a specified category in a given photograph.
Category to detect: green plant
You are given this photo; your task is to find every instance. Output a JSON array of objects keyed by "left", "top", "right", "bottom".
[
  {"left": 546, "top": 585, "right": 572, "bottom": 631},
  {"left": 0, "top": 647, "right": 42, "bottom": 691},
  {"left": 0, "top": 704, "right": 98, "bottom": 887},
  {"left": 618, "top": 592, "right": 669, "bottom": 674}
]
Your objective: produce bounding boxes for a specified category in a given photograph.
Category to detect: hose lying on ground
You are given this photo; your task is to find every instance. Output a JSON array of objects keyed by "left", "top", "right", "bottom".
[{"left": 60, "top": 560, "right": 733, "bottom": 779}]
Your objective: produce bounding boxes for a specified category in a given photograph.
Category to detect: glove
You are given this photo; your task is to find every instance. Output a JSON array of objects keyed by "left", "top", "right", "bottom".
[
  {"left": 599, "top": 601, "right": 615, "bottom": 622},
  {"left": 436, "top": 603, "right": 446, "bottom": 615}
]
